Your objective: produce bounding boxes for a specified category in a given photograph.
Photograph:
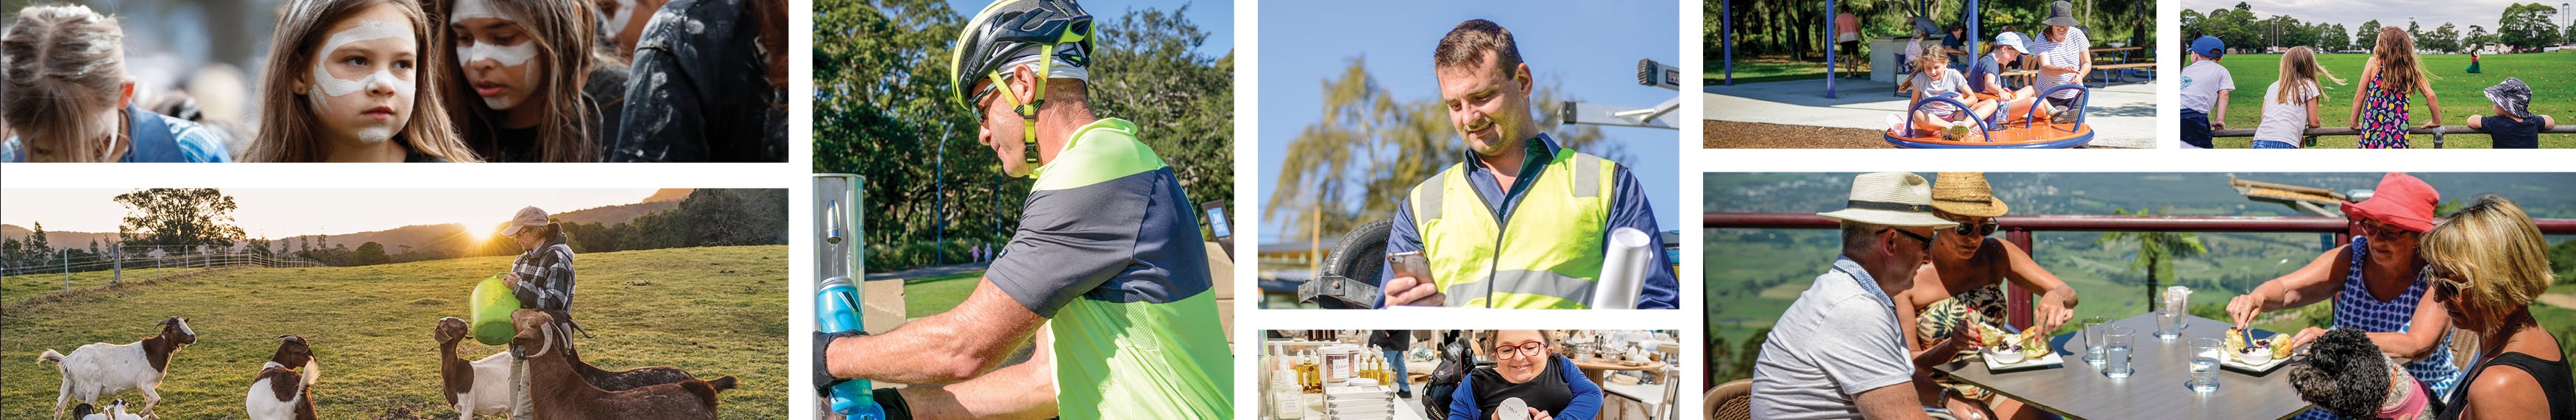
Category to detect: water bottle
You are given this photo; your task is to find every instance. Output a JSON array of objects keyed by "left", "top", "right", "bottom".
[{"left": 818, "top": 276, "right": 884, "bottom": 419}]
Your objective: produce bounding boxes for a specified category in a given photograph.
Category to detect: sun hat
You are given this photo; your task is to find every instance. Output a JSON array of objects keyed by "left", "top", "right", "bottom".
[
  {"left": 2042, "top": 1, "right": 2080, "bottom": 27},
  {"left": 2483, "top": 77, "right": 2534, "bottom": 119},
  {"left": 1931, "top": 172, "right": 2011, "bottom": 217},
  {"left": 498, "top": 206, "right": 552, "bottom": 237},
  {"left": 1992, "top": 32, "right": 2028, "bottom": 54},
  {"left": 1820, "top": 172, "right": 1961, "bottom": 228},
  {"left": 2191, "top": 35, "right": 2226, "bottom": 60},
  {"left": 2340, "top": 173, "right": 2439, "bottom": 233}
]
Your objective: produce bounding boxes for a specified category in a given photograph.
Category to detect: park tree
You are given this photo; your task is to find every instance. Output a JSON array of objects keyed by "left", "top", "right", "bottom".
[
  {"left": 26, "top": 222, "right": 52, "bottom": 259},
  {"left": 2098, "top": 207, "right": 2209, "bottom": 307},
  {"left": 113, "top": 189, "right": 244, "bottom": 253},
  {"left": 2318, "top": 23, "right": 2349, "bottom": 51},
  {"left": 2357, "top": 20, "right": 2383, "bottom": 51},
  {"left": 2181, "top": 10, "right": 2204, "bottom": 38},
  {"left": 2427, "top": 23, "right": 2462, "bottom": 52},
  {"left": 2499, "top": 3, "right": 2565, "bottom": 51}
]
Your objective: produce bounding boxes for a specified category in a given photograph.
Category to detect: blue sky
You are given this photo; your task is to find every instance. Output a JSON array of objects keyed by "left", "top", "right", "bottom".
[
  {"left": 1254, "top": 0, "right": 1684, "bottom": 242},
  {"left": 944, "top": 0, "right": 1234, "bottom": 57}
]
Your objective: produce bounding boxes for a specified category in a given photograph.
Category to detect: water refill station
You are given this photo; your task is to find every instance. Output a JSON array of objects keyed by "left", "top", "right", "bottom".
[{"left": 815, "top": 174, "right": 886, "bottom": 419}]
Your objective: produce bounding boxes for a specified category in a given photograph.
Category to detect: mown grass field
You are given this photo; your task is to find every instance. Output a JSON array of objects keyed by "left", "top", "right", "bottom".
[
  {"left": 2205, "top": 52, "right": 2576, "bottom": 148},
  {"left": 1, "top": 245, "right": 787, "bottom": 419},
  {"left": 902, "top": 271, "right": 982, "bottom": 318}
]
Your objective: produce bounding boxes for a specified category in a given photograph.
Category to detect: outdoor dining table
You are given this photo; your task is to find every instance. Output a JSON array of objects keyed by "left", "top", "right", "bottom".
[{"left": 1933, "top": 314, "right": 2315, "bottom": 420}]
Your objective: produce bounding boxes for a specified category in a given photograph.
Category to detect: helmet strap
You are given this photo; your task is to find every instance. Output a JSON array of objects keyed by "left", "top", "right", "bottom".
[{"left": 986, "top": 45, "right": 1058, "bottom": 169}]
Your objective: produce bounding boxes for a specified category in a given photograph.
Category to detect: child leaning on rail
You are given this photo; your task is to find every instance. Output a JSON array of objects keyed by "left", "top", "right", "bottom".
[
  {"left": 2179, "top": 35, "right": 2234, "bottom": 149},
  {"left": 2250, "top": 46, "right": 2341, "bottom": 149},
  {"left": 2466, "top": 77, "right": 2554, "bottom": 149}
]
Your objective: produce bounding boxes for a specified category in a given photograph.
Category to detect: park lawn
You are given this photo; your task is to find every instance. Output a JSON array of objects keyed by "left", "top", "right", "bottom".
[
  {"left": 4, "top": 267, "right": 224, "bottom": 308},
  {"left": 1704, "top": 57, "right": 1857, "bottom": 84},
  {"left": 1, "top": 245, "right": 788, "bottom": 419},
  {"left": 903, "top": 271, "right": 983, "bottom": 319},
  {"left": 2206, "top": 52, "right": 2576, "bottom": 148}
]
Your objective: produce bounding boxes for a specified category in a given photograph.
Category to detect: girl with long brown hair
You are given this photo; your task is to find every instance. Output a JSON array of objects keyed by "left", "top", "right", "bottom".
[
  {"left": 248, "top": 0, "right": 480, "bottom": 162},
  {"left": 437, "top": 0, "right": 624, "bottom": 162},
  {"left": 2347, "top": 27, "right": 2444, "bottom": 149},
  {"left": 1, "top": 4, "right": 231, "bottom": 162},
  {"left": 2250, "top": 46, "right": 2343, "bottom": 149}
]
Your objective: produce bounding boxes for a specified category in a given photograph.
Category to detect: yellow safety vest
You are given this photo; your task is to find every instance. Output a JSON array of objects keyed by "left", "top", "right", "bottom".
[{"left": 1406, "top": 150, "right": 1616, "bottom": 309}]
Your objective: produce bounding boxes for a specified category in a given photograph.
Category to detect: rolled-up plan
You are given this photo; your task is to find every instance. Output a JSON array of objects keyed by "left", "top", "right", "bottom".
[{"left": 1591, "top": 227, "right": 1652, "bottom": 309}]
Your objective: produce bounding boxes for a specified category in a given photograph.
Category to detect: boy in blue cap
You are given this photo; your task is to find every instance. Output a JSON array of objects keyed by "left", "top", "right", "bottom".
[{"left": 2179, "top": 35, "right": 2233, "bottom": 149}]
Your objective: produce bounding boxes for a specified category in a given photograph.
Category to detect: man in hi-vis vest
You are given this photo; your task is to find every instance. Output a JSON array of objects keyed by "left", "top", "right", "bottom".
[{"left": 1376, "top": 19, "right": 1677, "bottom": 309}]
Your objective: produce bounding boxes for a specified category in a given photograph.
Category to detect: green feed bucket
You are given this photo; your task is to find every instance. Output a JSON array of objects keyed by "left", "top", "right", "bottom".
[{"left": 470, "top": 273, "right": 520, "bottom": 346}]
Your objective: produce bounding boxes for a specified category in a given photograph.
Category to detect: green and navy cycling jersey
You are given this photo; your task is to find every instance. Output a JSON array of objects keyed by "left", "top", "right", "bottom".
[
  {"left": 1378, "top": 134, "right": 1678, "bottom": 309},
  {"left": 2, "top": 105, "right": 230, "bottom": 163},
  {"left": 986, "top": 118, "right": 1232, "bottom": 419}
]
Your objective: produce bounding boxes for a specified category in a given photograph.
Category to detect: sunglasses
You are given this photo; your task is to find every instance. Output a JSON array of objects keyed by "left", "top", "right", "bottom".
[
  {"left": 1886, "top": 228, "right": 1935, "bottom": 253},
  {"left": 1947, "top": 218, "right": 2000, "bottom": 237},
  {"left": 2427, "top": 266, "right": 2469, "bottom": 301},
  {"left": 2357, "top": 220, "right": 2418, "bottom": 241}
]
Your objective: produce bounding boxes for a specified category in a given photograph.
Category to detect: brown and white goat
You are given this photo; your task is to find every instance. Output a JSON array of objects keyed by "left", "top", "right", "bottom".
[
  {"left": 39, "top": 316, "right": 195, "bottom": 419},
  {"left": 244, "top": 335, "right": 319, "bottom": 420},
  {"left": 434, "top": 317, "right": 512, "bottom": 418},
  {"left": 512, "top": 309, "right": 734, "bottom": 419}
]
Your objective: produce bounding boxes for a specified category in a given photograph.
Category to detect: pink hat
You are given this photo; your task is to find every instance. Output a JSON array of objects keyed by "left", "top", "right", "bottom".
[{"left": 2340, "top": 173, "right": 2439, "bottom": 233}]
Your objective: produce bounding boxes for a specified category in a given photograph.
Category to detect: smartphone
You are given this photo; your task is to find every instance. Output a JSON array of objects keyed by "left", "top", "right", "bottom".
[{"left": 1386, "top": 251, "right": 1429, "bottom": 283}]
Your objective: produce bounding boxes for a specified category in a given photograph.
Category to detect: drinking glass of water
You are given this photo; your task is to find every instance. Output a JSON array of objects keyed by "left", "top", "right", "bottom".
[
  {"left": 2103, "top": 327, "right": 2136, "bottom": 379},
  {"left": 2189, "top": 337, "right": 2223, "bottom": 393},
  {"left": 2081, "top": 316, "right": 2111, "bottom": 365},
  {"left": 2156, "top": 311, "right": 2182, "bottom": 340}
]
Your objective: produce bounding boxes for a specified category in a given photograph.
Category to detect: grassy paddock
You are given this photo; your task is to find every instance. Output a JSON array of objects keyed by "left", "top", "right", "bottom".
[
  {"left": 1, "top": 245, "right": 787, "bottom": 419},
  {"left": 2203, "top": 52, "right": 2576, "bottom": 148}
]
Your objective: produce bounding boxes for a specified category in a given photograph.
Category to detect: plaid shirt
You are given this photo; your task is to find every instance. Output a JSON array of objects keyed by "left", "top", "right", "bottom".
[{"left": 511, "top": 237, "right": 576, "bottom": 313}]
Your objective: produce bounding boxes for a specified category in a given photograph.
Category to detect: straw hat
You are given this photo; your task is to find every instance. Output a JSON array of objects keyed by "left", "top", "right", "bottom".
[
  {"left": 1819, "top": 172, "right": 1960, "bottom": 228},
  {"left": 1932, "top": 172, "right": 2010, "bottom": 217},
  {"left": 2340, "top": 173, "right": 2439, "bottom": 233}
]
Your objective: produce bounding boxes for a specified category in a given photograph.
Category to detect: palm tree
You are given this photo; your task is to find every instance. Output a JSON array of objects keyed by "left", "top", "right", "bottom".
[{"left": 2096, "top": 207, "right": 2209, "bottom": 309}]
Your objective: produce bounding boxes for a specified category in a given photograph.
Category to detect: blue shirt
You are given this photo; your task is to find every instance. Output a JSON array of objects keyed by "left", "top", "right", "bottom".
[
  {"left": 1378, "top": 133, "right": 1680, "bottom": 309},
  {"left": 2, "top": 105, "right": 230, "bottom": 163},
  {"left": 1967, "top": 54, "right": 2007, "bottom": 94},
  {"left": 1448, "top": 355, "right": 1603, "bottom": 420}
]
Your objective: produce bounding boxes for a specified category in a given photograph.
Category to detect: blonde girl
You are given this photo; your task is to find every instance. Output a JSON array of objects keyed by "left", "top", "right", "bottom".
[
  {"left": 1, "top": 4, "right": 230, "bottom": 162},
  {"left": 2348, "top": 27, "right": 2443, "bottom": 149},
  {"left": 438, "top": 0, "right": 612, "bottom": 162},
  {"left": 1904, "top": 45, "right": 1978, "bottom": 139},
  {"left": 2251, "top": 46, "right": 2344, "bottom": 149},
  {"left": 248, "top": 0, "right": 479, "bottom": 162}
]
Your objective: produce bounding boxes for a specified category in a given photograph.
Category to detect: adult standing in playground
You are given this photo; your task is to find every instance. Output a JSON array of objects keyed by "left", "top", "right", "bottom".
[
  {"left": 812, "top": 1, "right": 1232, "bottom": 418},
  {"left": 2027, "top": 0, "right": 2090, "bottom": 122},
  {"left": 1376, "top": 19, "right": 1679, "bottom": 309},
  {"left": 2224, "top": 172, "right": 2463, "bottom": 419}
]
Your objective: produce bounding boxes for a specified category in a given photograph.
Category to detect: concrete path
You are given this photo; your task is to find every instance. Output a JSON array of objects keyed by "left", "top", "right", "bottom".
[
  {"left": 1705, "top": 77, "right": 2159, "bottom": 148},
  {"left": 863, "top": 262, "right": 991, "bottom": 281}
]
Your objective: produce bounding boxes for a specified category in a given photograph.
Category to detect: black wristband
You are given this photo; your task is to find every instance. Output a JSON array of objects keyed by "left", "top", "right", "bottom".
[
  {"left": 813, "top": 329, "right": 868, "bottom": 393},
  {"left": 872, "top": 388, "right": 913, "bottom": 420}
]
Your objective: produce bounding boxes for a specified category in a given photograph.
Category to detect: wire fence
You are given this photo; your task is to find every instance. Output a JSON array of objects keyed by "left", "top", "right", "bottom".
[{"left": 1, "top": 245, "right": 325, "bottom": 298}]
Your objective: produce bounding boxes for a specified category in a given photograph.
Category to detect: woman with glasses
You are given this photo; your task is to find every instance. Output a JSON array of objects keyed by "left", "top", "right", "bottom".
[
  {"left": 1447, "top": 330, "right": 1602, "bottom": 420},
  {"left": 1893, "top": 172, "right": 2080, "bottom": 420},
  {"left": 2226, "top": 172, "right": 2463, "bottom": 417},
  {"left": 2418, "top": 195, "right": 2572, "bottom": 419}
]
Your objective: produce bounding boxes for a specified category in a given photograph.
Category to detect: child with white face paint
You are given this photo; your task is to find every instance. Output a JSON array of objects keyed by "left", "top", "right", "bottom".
[
  {"left": 250, "top": 0, "right": 476, "bottom": 162},
  {"left": 450, "top": 0, "right": 544, "bottom": 114},
  {"left": 438, "top": 0, "right": 609, "bottom": 162}
]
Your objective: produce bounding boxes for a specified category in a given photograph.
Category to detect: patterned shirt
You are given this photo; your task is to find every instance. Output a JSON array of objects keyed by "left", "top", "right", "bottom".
[
  {"left": 2028, "top": 27, "right": 2092, "bottom": 99},
  {"left": 2295, "top": 236, "right": 2462, "bottom": 420},
  {"left": 511, "top": 237, "right": 576, "bottom": 313}
]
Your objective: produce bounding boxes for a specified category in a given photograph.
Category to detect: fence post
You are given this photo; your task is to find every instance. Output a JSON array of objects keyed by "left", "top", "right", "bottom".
[
  {"left": 112, "top": 248, "right": 121, "bottom": 286},
  {"left": 63, "top": 249, "right": 72, "bottom": 293}
]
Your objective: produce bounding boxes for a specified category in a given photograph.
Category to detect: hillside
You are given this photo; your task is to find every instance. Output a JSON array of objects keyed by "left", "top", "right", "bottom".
[
  {"left": 4, "top": 189, "right": 690, "bottom": 256},
  {"left": 1, "top": 245, "right": 787, "bottom": 419}
]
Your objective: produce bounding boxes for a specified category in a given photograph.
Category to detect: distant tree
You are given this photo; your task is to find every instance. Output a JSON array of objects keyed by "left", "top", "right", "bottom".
[
  {"left": 27, "top": 222, "right": 52, "bottom": 257},
  {"left": 2357, "top": 20, "right": 2383, "bottom": 51},
  {"left": 2426, "top": 23, "right": 2462, "bottom": 52},
  {"left": 2319, "top": 24, "right": 2349, "bottom": 51},
  {"left": 2499, "top": 3, "right": 2566, "bottom": 51},
  {"left": 350, "top": 242, "right": 391, "bottom": 266},
  {"left": 2466, "top": 25, "right": 2493, "bottom": 50},
  {"left": 113, "top": 189, "right": 244, "bottom": 252},
  {"left": 2098, "top": 207, "right": 2210, "bottom": 306},
  {"left": 2181, "top": 10, "right": 2205, "bottom": 38}
]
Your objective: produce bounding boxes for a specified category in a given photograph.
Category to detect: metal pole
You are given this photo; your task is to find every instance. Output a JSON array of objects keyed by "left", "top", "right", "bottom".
[
  {"left": 1967, "top": 0, "right": 1981, "bottom": 60},
  {"left": 63, "top": 249, "right": 72, "bottom": 293},
  {"left": 1825, "top": 0, "right": 1839, "bottom": 98},
  {"left": 1723, "top": 0, "right": 1734, "bottom": 85},
  {"left": 935, "top": 135, "right": 946, "bottom": 266},
  {"left": 113, "top": 247, "right": 121, "bottom": 285}
]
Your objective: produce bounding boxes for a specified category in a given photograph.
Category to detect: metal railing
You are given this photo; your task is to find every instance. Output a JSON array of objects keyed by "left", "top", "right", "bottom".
[
  {"left": 1705, "top": 212, "right": 2576, "bottom": 329},
  {"left": 2209, "top": 125, "right": 2576, "bottom": 148}
]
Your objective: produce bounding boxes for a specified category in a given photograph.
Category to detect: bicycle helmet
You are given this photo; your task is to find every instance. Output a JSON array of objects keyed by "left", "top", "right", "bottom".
[{"left": 949, "top": 0, "right": 1094, "bottom": 166}]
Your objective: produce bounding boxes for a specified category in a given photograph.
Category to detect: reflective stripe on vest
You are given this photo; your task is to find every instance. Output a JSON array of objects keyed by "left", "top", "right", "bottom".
[{"left": 1406, "top": 150, "right": 1616, "bottom": 309}]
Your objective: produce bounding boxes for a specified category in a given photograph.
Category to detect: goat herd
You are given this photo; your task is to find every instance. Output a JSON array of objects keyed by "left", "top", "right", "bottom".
[{"left": 34, "top": 310, "right": 739, "bottom": 419}]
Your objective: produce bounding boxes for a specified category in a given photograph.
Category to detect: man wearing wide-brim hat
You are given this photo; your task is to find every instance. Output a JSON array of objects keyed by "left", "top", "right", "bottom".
[{"left": 1751, "top": 172, "right": 1955, "bottom": 420}]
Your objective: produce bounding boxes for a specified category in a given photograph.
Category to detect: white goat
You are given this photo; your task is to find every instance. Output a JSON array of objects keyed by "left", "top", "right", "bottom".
[
  {"left": 38, "top": 316, "right": 195, "bottom": 420},
  {"left": 434, "top": 317, "right": 514, "bottom": 419},
  {"left": 73, "top": 399, "right": 144, "bottom": 420},
  {"left": 245, "top": 335, "right": 319, "bottom": 420}
]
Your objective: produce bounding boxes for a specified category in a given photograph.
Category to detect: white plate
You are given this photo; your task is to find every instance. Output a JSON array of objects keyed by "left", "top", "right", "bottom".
[{"left": 1983, "top": 348, "right": 2064, "bottom": 373}]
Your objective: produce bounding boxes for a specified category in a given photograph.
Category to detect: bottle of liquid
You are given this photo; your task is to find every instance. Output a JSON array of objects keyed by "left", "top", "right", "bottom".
[{"left": 1295, "top": 351, "right": 1320, "bottom": 393}]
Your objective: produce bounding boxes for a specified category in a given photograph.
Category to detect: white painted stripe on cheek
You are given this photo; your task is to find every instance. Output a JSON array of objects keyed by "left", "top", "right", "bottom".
[{"left": 458, "top": 41, "right": 537, "bottom": 67}]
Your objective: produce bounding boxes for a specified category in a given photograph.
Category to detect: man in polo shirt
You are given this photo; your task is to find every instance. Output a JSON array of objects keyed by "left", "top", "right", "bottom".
[
  {"left": 1376, "top": 18, "right": 1678, "bottom": 309},
  {"left": 811, "top": 1, "right": 1230, "bottom": 418},
  {"left": 1750, "top": 172, "right": 1957, "bottom": 419}
]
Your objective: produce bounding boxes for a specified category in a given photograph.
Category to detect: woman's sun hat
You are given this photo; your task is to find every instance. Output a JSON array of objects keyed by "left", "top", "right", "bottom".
[
  {"left": 2043, "top": 1, "right": 2081, "bottom": 27},
  {"left": 2340, "top": 173, "right": 2439, "bottom": 233},
  {"left": 1819, "top": 172, "right": 1961, "bottom": 228},
  {"left": 498, "top": 206, "right": 552, "bottom": 237},
  {"left": 2483, "top": 77, "right": 2534, "bottom": 119},
  {"left": 1932, "top": 172, "right": 2011, "bottom": 217}
]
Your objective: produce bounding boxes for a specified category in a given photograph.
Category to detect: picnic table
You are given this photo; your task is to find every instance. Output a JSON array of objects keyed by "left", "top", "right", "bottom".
[
  {"left": 2088, "top": 46, "right": 2154, "bottom": 87},
  {"left": 1932, "top": 314, "right": 2315, "bottom": 420}
]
